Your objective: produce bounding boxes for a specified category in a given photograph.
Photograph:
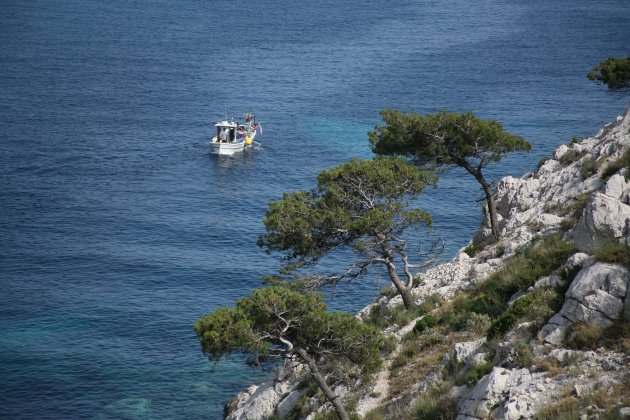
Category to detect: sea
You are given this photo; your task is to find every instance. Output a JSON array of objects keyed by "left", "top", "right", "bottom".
[{"left": 1, "top": 0, "right": 629, "bottom": 418}]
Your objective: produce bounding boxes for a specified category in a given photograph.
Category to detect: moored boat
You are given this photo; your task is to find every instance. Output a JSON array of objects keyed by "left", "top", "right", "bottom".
[{"left": 210, "top": 113, "right": 260, "bottom": 155}]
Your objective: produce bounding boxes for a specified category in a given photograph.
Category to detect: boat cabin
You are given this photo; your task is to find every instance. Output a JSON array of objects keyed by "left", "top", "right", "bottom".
[{"left": 215, "top": 121, "right": 238, "bottom": 143}]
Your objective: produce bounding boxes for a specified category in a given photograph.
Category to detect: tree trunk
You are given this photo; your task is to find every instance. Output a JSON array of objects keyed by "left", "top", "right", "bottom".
[
  {"left": 385, "top": 260, "right": 416, "bottom": 309},
  {"left": 458, "top": 160, "right": 500, "bottom": 239},
  {"left": 296, "top": 347, "right": 350, "bottom": 420}
]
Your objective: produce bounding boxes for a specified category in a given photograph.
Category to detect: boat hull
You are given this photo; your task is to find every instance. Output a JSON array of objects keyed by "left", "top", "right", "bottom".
[
  {"left": 210, "top": 131, "right": 256, "bottom": 155},
  {"left": 210, "top": 139, "right": 245, "bottom": 155}
]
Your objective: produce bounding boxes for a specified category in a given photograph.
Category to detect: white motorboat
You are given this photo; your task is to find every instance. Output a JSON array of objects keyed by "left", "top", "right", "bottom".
[{"left": 210, "top": 113, "right": 260, "bottom": 155}]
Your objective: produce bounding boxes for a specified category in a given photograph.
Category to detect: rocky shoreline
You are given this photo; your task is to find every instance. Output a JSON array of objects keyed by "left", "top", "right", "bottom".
[{"left": 225, "top": 107, "right": 630, "bottom": 420}]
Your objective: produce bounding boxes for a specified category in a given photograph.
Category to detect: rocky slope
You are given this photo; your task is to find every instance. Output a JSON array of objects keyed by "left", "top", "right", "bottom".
[{"left": 225, "top": 107, "right": 630, "bottom": 420}]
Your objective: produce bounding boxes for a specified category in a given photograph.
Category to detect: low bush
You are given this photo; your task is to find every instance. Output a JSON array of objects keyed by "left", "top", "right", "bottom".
[
  {"left": 593, "top": 241, "right": 630, "bottom": 270},
  {"left": 566, "top": 320, "right": 630, "bottom": 353},
  {"left": 368, "top": 293, "right": 444, "bottom": 330},
  {"left": 559, "top": 193, "right": 589, "bottom": 220},
  {"left": 411, "top": 381, "right": 458, "bottom": 420},
  {"left": 475, "top": 235, "right": 575, "bottom": 318},
  {"left": 463, "top": 243, "right": 485, "bottom": 257},
  {"left": 486, "top": 288, "right": 562, "bottom": 339},
  {"left": 558, "top": 149, "right": 587, "bottom": 166},
  {"left": 534, "top": 396, "right": 580, "bottom": 420},
  {"left": 413, "top": 314, "right": 438, "bottom": 334},
  {"left": 565, "top": 322, "right": 603, "bottom": 350},
  {"left": 579, "top": 155, "right": 600, "bottom": 180},
  {"left": 454, "top": 360, "right": 494, "bottom": 387},
  {"left": 601, "top": 148, "right": 630, "bottom": 181}
]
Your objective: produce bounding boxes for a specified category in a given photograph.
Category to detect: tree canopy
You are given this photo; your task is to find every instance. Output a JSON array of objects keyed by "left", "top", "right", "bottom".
[
  {"left": 369, "top": 110, "right": 531, "bottom": 239},
  {"left": 195, "top": 286, "right": 383, "bottom": 420},
  {"left": 587, "top": 56, "right": 630, "bottom": 90},
  {"left": 258, "top": 157, "right": 439, "bottom": 308}
]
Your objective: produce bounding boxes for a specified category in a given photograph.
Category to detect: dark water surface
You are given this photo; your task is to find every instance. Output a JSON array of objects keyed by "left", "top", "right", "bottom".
[{"left": 1, "top": 0, "right": 629, "bottom": 417}]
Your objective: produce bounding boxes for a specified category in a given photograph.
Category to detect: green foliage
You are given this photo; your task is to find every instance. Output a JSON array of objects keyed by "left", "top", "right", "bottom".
[
  {"left": 486, "top": 288, "right": 563, "bottom": 339},
  {"left": 412, "top": 314, "right": 438, "bottom": 334},
  {"left": 463, "top": 242, "right": 485, "bottom": 257},
  {"left": 259, "top": 157, "right": 436, "bottom": 271},
  {"left": 437, "top": 235, "right": 574, "bottom": 338},
  {"left": 560, "top": 194, "right": 590, "bottom": 220},
  {"left": 557, "top": 149, "right": 587, "bottom": 166},
  {"left": 195, "top": 286, "right": 383, "bottom": 372},
  {"left": 367, "top": 294, "right": 442, "bottom": 329},
  {"left": 510, "top": 340, "right": 535, "bottom": 368},
  {"left": 369, "top": 110, "right": 531, "bottom": 166},
  {"left": 454, "top": 360, "right": 494, "bottom": 387},
  {"left": 411, "top": 381, "right": 458, "bottom": 420},
  {"left": 593, "top": 241, "right": 630, "bottom": 270},
  {"left": 472, "top": 235, "right": 575, "bottom": 318},
  {"left": 587, "top": 56, "right": 630, "bottom": 89},
  {"left": 565, "top": 322, "right": 603, "bottom": 350},
  {"left": 602, "top": 148, "right": 630, "bottom": 181},
  {"left": 369, "top": 109, "right": 530, "bottom": 239},
  {"left": 579, "top": 155, "right": 600, "bottom": 180}
]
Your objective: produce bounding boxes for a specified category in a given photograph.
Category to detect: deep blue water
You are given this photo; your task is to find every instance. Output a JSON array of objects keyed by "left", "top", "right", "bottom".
[{"left": 1, "top": 0, "right": 629, "bottom": 418}]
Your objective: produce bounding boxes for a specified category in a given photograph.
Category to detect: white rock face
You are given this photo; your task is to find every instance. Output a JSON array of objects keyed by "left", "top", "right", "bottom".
[
  {"left": 572, "top": 192, "right": 630, "bottom": 252},
  {"left": 604, "top": 173, "right": 630, "bottom": 202},
  {"left": 451, "top": 339, "right": 487, "bottom": 366},
  {"left": 539, "top": 262, "right": 630, "bottom": 345},
  {"left": 226, "top": 362, "right": 304, "bottom": 420},
  {"left": 457, "top": 367, "right": 540, "bottom": 419}
]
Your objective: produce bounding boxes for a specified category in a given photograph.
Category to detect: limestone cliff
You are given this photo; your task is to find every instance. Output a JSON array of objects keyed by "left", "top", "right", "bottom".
[{"left": 225, "top": 107, "right": 630, "bottom": 420}]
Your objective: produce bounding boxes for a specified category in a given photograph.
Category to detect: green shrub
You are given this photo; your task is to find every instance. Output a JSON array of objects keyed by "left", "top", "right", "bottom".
[
  {"left": 439, "top": 235, "right": 574, "bottom": 337},
  {"left": 579, "top": 155, "right": 600, "bottom": 180},
  {"left": 558, "top": 149, "right": 587, "bottom": 166},
  {"left": 587, "top": 56, "right": 630, "bottom": 89},
  {"left": 454, "top": 360, "right": 494, "bottom": 386},
  {"left": 413, "top": 314, "right": 438, "bottom": 334},
  {"left": 593, "top": 241, "right": 630, "bottom": 270},
  {"left": 487, "top": 288, "right": 563, "bottom": 339},
  {"left": 475, "top": 235, "right": 575, "bottom": 316},
  {"left": 379, "top": 285, "right": 398, "bottom": 298},
  {"left": 511, "top": 340, "right": 534, "bottom": 368},
  {"left": 463, "top": 313, "right": 492, "bottom": 335},
  {"left": 368, "top": 294, "right": 444, "bottom": 329},
  {"left": 411, "top": 381, "right": 458, "bottom": 420},
  {"left": 565, "top": 322, "right": 603, "bottom": 350},
  {"left": 559, "top": 194, "right": 589, "bottom": 220},
  {"left": 601, "top": 148, "right": 630, "bottom": 181},
  {"left": 464, "top": 243, "right": 485, "bottom": 257}
]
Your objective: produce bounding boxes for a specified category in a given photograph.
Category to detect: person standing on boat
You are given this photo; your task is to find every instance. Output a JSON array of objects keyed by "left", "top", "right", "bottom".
[{"left": 220, "top": 127, "right": 228, "bottom": 142}]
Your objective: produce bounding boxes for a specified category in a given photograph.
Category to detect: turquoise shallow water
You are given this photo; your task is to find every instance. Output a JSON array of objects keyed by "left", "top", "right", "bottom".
[{"left": 1, "top": 0, "right": 629, "bottom": 418}]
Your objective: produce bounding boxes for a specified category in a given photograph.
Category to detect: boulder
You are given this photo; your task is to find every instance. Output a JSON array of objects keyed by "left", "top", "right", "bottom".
[
  {"left": 539, "top": 263, "right": 630, "bottom": 345},
  {"left": 572, "top": 192, "right": 630, "bottom": 253},
  {"left": 457, "top": 367, "right": 549, "bottom": 419},
  {"left": 604, "top": 173, "right": 630, "bottom": 202},
  {"left": 451, "top": 339, "right": 487, "bottom": 366}
]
